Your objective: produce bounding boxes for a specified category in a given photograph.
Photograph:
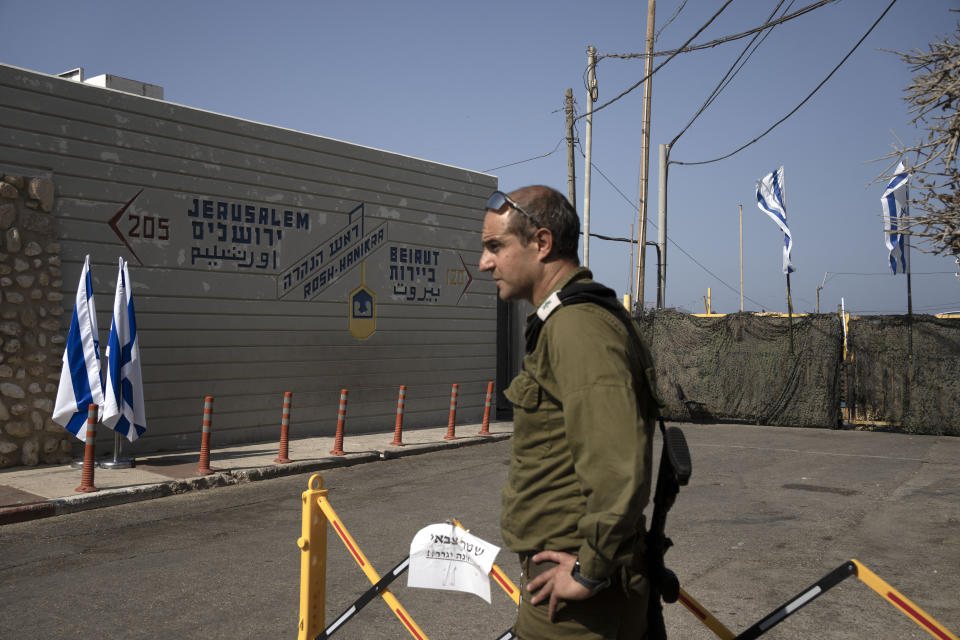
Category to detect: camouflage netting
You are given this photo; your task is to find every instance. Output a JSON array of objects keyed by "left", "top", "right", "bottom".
[
  {"left": 635, "top": 311, "right": 844, "bottom": 427},
  {"left": 848, "top": 315, "right": 960, "bottom": 435}
]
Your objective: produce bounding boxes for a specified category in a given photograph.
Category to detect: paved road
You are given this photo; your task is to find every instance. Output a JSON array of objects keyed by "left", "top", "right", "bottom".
[{"left": 1, "top": 424, "right": 958, "bottom": 639}]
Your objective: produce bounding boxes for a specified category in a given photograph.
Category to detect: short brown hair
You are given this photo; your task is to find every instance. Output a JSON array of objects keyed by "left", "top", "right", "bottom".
[{"left": 506, "top": 186, "right": 580, "bottom": 264}]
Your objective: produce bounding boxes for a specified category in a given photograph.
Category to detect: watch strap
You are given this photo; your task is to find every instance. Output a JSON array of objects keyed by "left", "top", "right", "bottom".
[{"left": 571, "top": 560, "right": 611, "bottom": 591}]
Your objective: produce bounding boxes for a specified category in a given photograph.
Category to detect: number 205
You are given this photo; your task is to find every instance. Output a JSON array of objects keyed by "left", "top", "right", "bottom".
[{"left": 128, "top": 213, "right": 170, "bottom": 240}]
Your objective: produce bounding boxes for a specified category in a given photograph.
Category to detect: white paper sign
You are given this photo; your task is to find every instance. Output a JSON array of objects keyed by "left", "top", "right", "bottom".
[{"left": 407, "top": 523, "right": 501, "bottom": 603}]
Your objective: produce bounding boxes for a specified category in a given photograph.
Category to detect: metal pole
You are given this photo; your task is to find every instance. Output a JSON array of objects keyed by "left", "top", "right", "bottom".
[
  {"left": 816, "top": 271, "right": 828, "bottom": 314},
  {"left": 629, "top": 223, "right": 635, "bottom": 302},
  {"left": 636, "top": 0, "right": 656, "bottom": 309},
  {"left": 905, "top": 234, "right": 913, "bottom": 316},
  {"left": 100, "top": 429, "right": 135, "bottom": 469},
  {"left": 787, "top": 272, "right": 795, "bottom": 355},
  {"left": 739, "top": 204, "right": 744, "bottom": 312},
  {"left": 651, "top": 241, "right": 662, "bottom": 307},
  {"left": 583, "top": 47, "right": 597, "bottom": 268},
  {"left": 657, "top": 144, "right": 669, "bottom": 308},
  {"left": 905, "top": 233, "right": 913, "bottom": 424},
  {"left": 565, "top": 88, "right": 576, "bottom": 211}
]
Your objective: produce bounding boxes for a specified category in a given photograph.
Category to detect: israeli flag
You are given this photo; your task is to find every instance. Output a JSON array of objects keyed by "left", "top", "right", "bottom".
[
  {"left": 756, "top": 166, "right": 795, "bottom": 275},
  {"left": 52, "top": 255, "right": 104, "bottom": 440},
  {"left": 103, "top": 258, "right": 147, "bottom": 441},
  {"left": 882, "top": 161, "right": 910, "bottom": 274}
]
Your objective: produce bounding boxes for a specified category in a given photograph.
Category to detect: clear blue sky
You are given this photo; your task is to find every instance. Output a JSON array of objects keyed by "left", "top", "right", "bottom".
[{"left": 2, "top": 0, "right": 957, "bottom": 314}]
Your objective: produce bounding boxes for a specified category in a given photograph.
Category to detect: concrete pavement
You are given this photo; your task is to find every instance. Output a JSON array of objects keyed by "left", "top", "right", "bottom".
[{"left": 0, "top": 420, "right": 513, "bottom": 525}]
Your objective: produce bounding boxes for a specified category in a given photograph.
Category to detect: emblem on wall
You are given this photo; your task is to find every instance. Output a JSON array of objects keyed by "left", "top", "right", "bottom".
[{"left": 349, "top": 262, "right": 376, "bottom": 340}]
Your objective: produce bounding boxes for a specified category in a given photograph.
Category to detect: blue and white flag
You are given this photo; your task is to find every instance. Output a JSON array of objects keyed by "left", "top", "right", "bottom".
[
  {"left": 103, "top": 258, "right": 147, "bottom": 441},
  {"left": 882, "top": 161, "right": 910, "bottom": 274},
  {"left": 52, "top": 255, "right": 104, "bottom": 440},
  {"left": 756, "top": 166, "right": 795, "bottom": 275}
]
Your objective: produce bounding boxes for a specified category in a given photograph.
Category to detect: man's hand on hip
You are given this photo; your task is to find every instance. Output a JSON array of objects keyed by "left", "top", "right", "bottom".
[{"left": 526, "top": 550, "right": 597, "bottom": 622}]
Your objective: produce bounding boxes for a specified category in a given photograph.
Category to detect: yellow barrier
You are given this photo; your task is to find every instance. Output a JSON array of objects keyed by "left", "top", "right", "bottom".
[
  {"left": 452, "top": 518, "right": 520, "bottom": 606},
  {"left": 674, "top": 559, "right": 958, "bottom": 640},
  {"left": 676, "top": 587, "right": 735, "bottom": 639},
  {"left": 297, "top": 475, "right": 327, "bottom": 640},
  {"left": 852, "top": 559, "right": 959, "bottom": 640},
  {"left": 298, "top": 474, "right": 428, "bottom": 640},
  {"left": 297, "top": 478, "right": 955, "bottom": 640}
]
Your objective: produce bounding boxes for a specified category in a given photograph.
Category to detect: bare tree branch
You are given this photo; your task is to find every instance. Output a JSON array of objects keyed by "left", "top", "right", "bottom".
[{"left": 878, "top": 20, "right": 960, "bottom": 256}]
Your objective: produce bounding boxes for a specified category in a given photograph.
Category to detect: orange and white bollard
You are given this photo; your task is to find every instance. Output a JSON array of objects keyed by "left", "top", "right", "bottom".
[
  {"left": 275, "top": 391, "right": 293, "bottom": 464},
  {"left": 75, "top": 404, "right": 99, "bottom": 493},
  {"left": 330, "top": 389, "right": 348, "bottom": 456},
  {"left": 444, "top": 383, "right": 458, "bottom": 440},
  {"left": 478, "top": 381, "right": 494, "bottom": 435},
  {"left": 196, "top": 396, "right": 215, "bottom": 475},
  {"left": 389, "top": 385, "right": 406, "bottom": 446}
]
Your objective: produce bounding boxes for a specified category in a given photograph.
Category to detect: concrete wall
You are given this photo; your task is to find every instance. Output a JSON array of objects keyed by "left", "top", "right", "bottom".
[{"left": 0, "top": 63, "right": 498, "bottom": 466}]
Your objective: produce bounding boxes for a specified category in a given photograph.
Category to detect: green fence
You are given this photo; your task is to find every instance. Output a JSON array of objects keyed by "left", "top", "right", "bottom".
[
  {"left": 635, "top": 311, "right": 959, "bottom": 435},
  {"left": 847, "top": 315, "right": 960, "bottom": 435}
]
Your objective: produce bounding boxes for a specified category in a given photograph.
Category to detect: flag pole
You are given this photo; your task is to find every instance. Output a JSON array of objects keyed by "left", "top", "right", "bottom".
[
  {"left": 782, "top": 171, "right": 794, "bottom": 354},
  {"left": 739, "top": 204, "right": 743, "bottom": 313},
  {"left": 100, "top": 430, "right": 134, "bottom": 469},
  {"left": 905, "top": 234, "right": 913, "bottom": 316},
  {"left": 786, "top": 272, "right": 794, "bottom": 354},
  {"left": 905, "top": 232, "right": 913, "bottom": 424}
]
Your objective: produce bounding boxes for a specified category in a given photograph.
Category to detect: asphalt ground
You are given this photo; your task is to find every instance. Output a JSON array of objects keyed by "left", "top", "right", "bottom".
[{"left": 0, "top": 421, "right": 957, "bottom": 639}]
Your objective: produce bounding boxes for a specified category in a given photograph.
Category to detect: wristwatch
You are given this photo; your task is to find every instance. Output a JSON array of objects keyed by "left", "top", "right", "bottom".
[{"left": 570, "top": 560, "right": 611, "bottom": 592}]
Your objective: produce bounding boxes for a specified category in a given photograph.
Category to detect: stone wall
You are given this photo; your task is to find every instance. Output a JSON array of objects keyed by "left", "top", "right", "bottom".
[{"left": 0, "top": 173, "right": 71, "bottom": 467}]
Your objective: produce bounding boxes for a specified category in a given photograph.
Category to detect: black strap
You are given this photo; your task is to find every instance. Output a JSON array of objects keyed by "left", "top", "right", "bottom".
[
  {"left": 524, "top": 280, "right": 662, "bottom": 412},
  {"left": 524, "top": 281, "right": 624, "bottom": 354}
]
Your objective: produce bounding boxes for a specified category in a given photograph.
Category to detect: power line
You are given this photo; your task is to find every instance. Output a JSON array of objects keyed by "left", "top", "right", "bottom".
[
  {"left": 483, "top": 137, "right": 566, "bottom": 172},
  {"left": 575, "top": 142, "right": 774, "bottom": 309},
  {"left": 827, "top": 271, "right": 955, "bottom": 277},
  {"left": 655, "top": 0, "right": 689, "bottom": 44},
  {"left": 669, "top": 0, "right": 792, "bottom": 150},
  {"left": 674, "top": 0, "right": 900, "bottom": 167},
  {"left": 578, "top": 0, "right": 736, "bottom": 123},
  {"left": 848, "top": 302, "right": 960, "bottom": 313},
  {"left": 600, "top": 0, "right": 837, "bottom": 61}
]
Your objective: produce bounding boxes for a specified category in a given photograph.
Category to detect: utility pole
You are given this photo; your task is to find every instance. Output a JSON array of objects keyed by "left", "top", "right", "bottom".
[
  {"left": 565, "top": 88, "right": 576, "bottom": 211},
  {"left": 657, "top": 143, "right": 669, "bottom": 308},
  {"left": 635, "top": 0, "right": 656, "bottom": 311},
  {"left": 739, "top": 204, "right": 744, "bottom": 312},
  {"left": 583, "top": 46, "right": 597, "bottom": 269},
  {"left": 628, "top": 223, "right": 635, "bottom": 302},
  {"left": 816, "top": 271, "right": 828, "bottom": 313}
]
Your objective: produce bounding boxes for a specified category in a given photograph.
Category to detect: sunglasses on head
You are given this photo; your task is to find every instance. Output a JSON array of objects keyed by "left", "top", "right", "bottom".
[{"left": 486, "top": 190, "right": 538, "bottom": 227}]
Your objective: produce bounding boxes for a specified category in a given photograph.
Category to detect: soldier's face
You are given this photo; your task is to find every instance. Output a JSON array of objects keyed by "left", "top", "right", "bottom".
[{"left": 479, "top": 210, "right": 539, "bottom": 303}]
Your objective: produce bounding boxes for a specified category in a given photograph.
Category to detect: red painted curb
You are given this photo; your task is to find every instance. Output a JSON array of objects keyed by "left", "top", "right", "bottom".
[{"left": 0, "top": 501, "right": 55, "bottom": 525}]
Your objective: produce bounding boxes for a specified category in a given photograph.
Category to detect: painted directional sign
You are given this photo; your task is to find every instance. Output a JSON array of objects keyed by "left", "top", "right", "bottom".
[
  {"left": 349, "top": 283, "right": 376, "bottom": 339},
  {"left": 104, "top": 190, "right": 478, "bottom": 318},
  {"left": 278, "top": 204, "right": 389, "bottom": 301}
]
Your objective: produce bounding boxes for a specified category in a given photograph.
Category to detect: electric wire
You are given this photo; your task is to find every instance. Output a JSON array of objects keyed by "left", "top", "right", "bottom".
[
  {"left": 849, "top": 302, "right": 960, "bottom": 314},
  {"left": 600, "top": 0, "right": 837, "bottom": 60},
  {"left": 576, "top": 141, "right": 774, "bottom": 309},
  {"left": 655, "top": 0, "right": 689, "bottom": 44},
  {"left": 483, "top": 137, "right": 566, "bottom": 173},
  {"left": 578, "top": 0, "right": 736, "bottom": 123},
  {"left": 669, "top": 0, "right": 793, "bottom": 151},
  {"left": 826, "top": 271, "right": 955, "bottom": 277},
  {"left": 673, "top": 0, "right": 900, "bottom": 167}
]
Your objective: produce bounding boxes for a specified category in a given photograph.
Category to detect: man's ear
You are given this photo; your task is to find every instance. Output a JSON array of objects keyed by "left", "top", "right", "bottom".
[{"left": 534, "top": 227, "right": 554, "bottom": 262}]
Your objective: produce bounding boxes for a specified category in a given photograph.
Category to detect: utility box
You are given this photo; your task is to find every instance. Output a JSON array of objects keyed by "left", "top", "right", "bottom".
[{"left": 0, "top": 63, "right": 498, "bottom": 462}]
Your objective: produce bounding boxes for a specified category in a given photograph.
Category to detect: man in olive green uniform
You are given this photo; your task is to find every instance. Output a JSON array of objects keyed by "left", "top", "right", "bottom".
[{"left": 479, "top": 185, "right": 659, "bottom": 639}]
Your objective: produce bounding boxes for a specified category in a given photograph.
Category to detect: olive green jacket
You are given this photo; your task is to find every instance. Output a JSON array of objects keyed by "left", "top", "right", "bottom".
[{"left": 502, "top": 267, "right": 659, "bottom": 582}]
